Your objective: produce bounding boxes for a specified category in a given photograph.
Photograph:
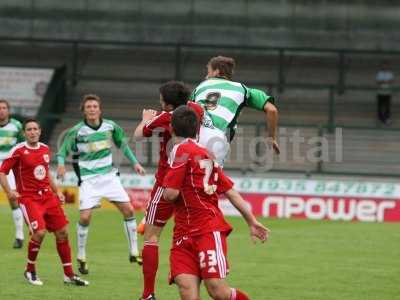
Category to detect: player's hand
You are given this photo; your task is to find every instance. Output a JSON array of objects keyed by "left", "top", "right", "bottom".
[
  {"left": 56, "top": 165, "right": 66, "bottom": 181},
  {"left": 142, "top": 109, "right": 157, "bottom": 122},
  {"left": 7, "top": 190, "right": 20, "bottom": 202},
  {"left": 57, "top": 191, "right": 66, "bottom": 203},
  {"left": 268, "top": 139, "right": 280, "bottom": 155},
  {"left": 134, "top": 163, "right": 146, "bottom": 176},
  {"left": 249, "top": 221, "right": 270, "bottom": 244}
]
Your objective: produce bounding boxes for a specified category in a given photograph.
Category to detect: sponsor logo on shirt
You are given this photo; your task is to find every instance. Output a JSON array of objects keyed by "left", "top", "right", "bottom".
[
  {"left": 33, "top": 165, "right": 46, "bottom": 180},
  {"left": 0, "top": 136, "right": 15, "bottom": 146},
  {"left": 88, "top": 140, "right": 111, "bottom": 152},
  {"left": 202, "top": 115, "right": 215, "bottom": 130}
]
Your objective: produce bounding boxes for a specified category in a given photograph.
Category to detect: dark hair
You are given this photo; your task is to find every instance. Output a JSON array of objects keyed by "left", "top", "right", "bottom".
[
  {"left": 159, "top": 81, "right": 190, "bottom": 109},
  {"left": 23, "top": 118, "right": 41, "bottom": 131},
  {"left": 80, "top": 94, "right": 102, "bottom": 111},
  {"left": 171, "top": 105, "right": 198, "bottom": 138},
  {"left": 0, "top": 99, "right": 10, "bottom": 110},
  {"left": 207, "top": 56, "right": 235, "bottom": 80}
]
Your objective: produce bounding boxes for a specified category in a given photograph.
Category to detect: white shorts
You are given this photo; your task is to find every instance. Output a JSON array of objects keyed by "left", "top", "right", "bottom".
[
  {"left": 198, "top": 125, "right": 230, "bottom": 166},
  {"left": 79, "top": 172, "right": 130, "bottom": 210},
  {"left": 7, "top": 170, "right": 16, "bottom": 190}
]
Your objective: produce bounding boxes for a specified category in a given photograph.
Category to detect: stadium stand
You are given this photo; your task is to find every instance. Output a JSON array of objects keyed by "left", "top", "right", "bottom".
[{"left": 0, "top": 5, "right": 399, "bottom": 176}]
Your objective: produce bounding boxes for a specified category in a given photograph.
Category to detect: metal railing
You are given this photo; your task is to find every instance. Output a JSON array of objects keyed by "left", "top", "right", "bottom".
[{"left": 1, "top": 36, "right": 400, "bottom": 87}]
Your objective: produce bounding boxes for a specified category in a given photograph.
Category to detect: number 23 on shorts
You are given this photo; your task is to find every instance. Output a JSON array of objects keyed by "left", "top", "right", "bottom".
[{"left": 199, "top": 250, "right": 218, "bottom": 273}]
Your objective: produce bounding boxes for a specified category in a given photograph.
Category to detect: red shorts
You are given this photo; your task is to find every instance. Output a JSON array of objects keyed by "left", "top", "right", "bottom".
[
  {"left": 19, "top": 192, "right": 68, "bottom": 233},
  {"left": 145, "top": 183, "right": 174, "bottom": 227},
  {"left": 169, "top": 231, "right": 229, "bottom": 284}
]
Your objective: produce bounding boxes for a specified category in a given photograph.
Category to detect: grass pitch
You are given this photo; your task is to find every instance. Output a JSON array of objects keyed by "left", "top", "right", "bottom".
[{"left": 0, "top": 206, "right": 399, "bottom": 300}]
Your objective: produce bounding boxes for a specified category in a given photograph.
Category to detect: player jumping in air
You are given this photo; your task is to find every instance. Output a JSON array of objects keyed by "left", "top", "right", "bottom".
[
  {"left": 56, "top": 94, "right": 146, "bottom": 275},
  {"left": 163, "top": 106, "right": 270, "bottom": 300},
  {"left": 191, "top": 56, "right": 280, "bottom": 166},
  {"left": 134, "top": 81, "right": 203, "bottom": 300},
  {"left": 0, "top": 99, "right": 25, "bottom": 249},
  {"left": 0, "top": 119, "right": 88, "bottom": 286}
]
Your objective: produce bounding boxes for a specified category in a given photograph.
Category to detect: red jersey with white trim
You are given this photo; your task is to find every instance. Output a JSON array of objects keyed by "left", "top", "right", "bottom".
[
  {"left": 0, "top": 142, "right": 52, "bottom": 197},
  {"left": 143, "top": 102, "right": 204, "bottom": 185},
  {"left": 162, "top": 139, "right": 233, "bottom": 240}
]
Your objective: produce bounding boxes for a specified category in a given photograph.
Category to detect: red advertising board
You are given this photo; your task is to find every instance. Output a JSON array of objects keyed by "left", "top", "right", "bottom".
[
  {"left": 219, "top": 193, "right": 400, "bottom": 223},
  {"left": 126, "top": 189, "right": 400, "bottom": 223}
]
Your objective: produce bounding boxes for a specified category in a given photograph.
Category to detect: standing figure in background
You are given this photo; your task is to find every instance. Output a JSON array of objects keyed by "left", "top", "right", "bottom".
[
  {"left": 57, "top": 94, "right": 146, "bottom": 275},
  {"left": 0, "top": 99, "right": 25, "bottom": 248},
  {"left": 376, "top": 61, "right": 394, "bottom": 125},
  {"left": 0, "top": 119, "right": 88, "bottom": 286}
]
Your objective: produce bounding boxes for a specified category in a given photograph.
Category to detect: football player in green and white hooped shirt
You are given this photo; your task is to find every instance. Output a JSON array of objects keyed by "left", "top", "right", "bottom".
[
  {"left": 56, "top": 94, "right": 146, "bottom": 275},
  {"left": 190, "top": 56, "right": 280, "bottom": 166},
  {"left": 0, "top": 99, "right": 25, "bottom": 249}
]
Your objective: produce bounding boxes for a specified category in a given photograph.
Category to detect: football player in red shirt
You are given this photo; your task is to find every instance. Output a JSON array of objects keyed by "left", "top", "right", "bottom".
[
  {"left": 0, "top": 119, "right": 88, "bottom": 287},
  {"left": 134, "top": 81, "right": 203, "bottom": 300},
  {"left": 163, "top": 106, "right": 269, "bottom": 300}
]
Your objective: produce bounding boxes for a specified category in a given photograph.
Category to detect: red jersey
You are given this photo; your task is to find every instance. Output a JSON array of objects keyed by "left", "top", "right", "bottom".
[
  {"left": 143, "top": 102, "right": 203, "bottom": 185},
  {"left": 162, "top": 139, "right": 233, "bottom": 240},
  {"left": 0, "top": 142, "right": 52, "bottom": 199}
]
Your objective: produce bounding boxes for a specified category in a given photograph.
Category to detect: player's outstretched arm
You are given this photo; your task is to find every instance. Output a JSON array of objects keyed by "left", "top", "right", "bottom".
[
  {"left": 245, "top": 87, "right": 280, "bottom": 155},
  {"left": 264, "top": 102, "right": 280, "bottom": 155},
  {"left": 224, "top": 188, "right": 270, "bottom": 243},
  {"left": 112, "top": 121, "right": 146, "bottom": 176},
  {"left": 134, "top": 109, "right": 158, "bottom": 139}
]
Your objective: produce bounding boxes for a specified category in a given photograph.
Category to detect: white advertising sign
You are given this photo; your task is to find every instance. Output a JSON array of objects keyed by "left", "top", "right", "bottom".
[{"left": 0, "top": 67, "right": 54, "bottom": 116}]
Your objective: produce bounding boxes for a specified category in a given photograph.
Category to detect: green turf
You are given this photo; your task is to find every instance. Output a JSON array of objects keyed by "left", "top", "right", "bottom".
[{"left": 0, "top": 205, "right": 399, "bottom": 300}]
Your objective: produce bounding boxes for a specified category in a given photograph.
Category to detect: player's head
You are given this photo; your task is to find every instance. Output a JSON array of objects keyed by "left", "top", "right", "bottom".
[
  {"left": 171, "top": 105, "right": 198, "bottom": 139},
  {"left": 207, "top": 56, "right": 235, "bottom": 80},
  {"left": 23, "top": 119, "right": 41, "bottom": 144},
  {"left": 159, "top": 81, "right": 190, "bottom": 111},
  {"left": 80, "top": 94, "right": 102, "bottom": 122},
  {"left": 0, "top": 99, "right": 10, "bottom": 122}
]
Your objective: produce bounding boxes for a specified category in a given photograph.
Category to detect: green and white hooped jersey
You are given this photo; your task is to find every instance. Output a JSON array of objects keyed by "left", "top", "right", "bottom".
[
  {"left": 191, "top": 77, "right": 274, "bottom": 138},
  {"left": 191, "top": 78, "right": 274, "bottom": 166},
  {"left": 0, "top": 118, "right": 24, "bottom": 162},
  {"left": 57, "top": 119, "right": 138, "bottom": 183}
]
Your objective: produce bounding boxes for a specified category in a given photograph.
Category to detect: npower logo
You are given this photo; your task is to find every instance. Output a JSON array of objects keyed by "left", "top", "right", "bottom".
[{"left": 263, "top": 196, "right": 397, "bottom": 222}]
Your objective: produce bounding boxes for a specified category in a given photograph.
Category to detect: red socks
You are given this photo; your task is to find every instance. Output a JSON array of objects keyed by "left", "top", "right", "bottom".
[
  {"left": 26, "top": 239, "right": 42, "bottom": 273},
  {"left": 142, "top": 242, "right": 159, "bottom": 298},
  {"left": 231, "top": 288, "right": 250, "bottom": 300},
  {"left": 56, "top": 239, "right": 74, "bottom": 277}
]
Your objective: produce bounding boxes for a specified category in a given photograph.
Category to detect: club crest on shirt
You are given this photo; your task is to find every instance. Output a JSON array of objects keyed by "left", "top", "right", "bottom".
[
  {"left": 43, "top": 154, "right": 50, "bottom": 163},
  {"left": 33, "top": 165, "right": 46, "bottom": 180}
]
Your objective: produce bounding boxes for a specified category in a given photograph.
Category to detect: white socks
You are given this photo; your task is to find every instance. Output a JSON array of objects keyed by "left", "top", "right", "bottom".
[
  {"left": 77, "top": 223, "right": 89, "bottom": 260},
  {"left": 124, "top": 217, "right": 139, "bottom": 256},
  {"left": 77, "top": 218, "right": 139, "bottom": 260},
  {"left": 12, "top": 208, "right": 24, "bottom": 240}
]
